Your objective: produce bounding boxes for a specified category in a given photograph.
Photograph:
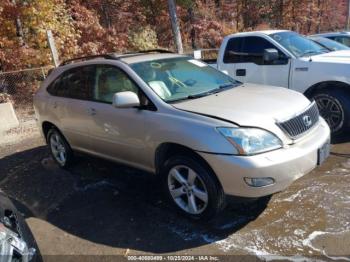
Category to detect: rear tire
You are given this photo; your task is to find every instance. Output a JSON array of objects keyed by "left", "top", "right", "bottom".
[
  {"left": 161, "top": 154, "right": 225, "bottom": 220},
  {"left": 311, "top": 88, "right": 350, "bottom": 137},
  {"left": 47, "top": 128, "right": 74, "bottom": 168}
]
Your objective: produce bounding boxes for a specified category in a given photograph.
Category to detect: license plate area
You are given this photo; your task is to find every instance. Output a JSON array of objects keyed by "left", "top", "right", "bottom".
[{"left": 317, "top": 139, "right": 330, "bottom": 166}]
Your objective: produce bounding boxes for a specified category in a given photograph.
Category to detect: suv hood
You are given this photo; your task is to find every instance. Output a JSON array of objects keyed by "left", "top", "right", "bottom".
[{"left": 173, "top": 84, "right": 311, "bottom": 141}]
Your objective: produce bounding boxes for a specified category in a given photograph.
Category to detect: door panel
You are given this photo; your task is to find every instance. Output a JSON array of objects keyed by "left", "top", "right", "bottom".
[
  {"left": 235, "top": 61, "right": 290, "bottom": 87},
  {"left": 87, "top": 102, "right": 149, "bottom": 168},
  {"left": 86, "top": 65, "right": 149, "bottom": 168},
  {"left": 222, "top": 36, "right": 290, "bottom": 88},
  {"left": 60, "top": 98, "right": 91, "bottom": 150},
  {"left": 47, "top": 65, "right": 95, "bottom": 151}
]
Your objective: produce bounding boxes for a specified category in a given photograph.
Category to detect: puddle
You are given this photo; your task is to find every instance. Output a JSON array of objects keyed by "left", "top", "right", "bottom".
[{"left": 164, "top": 158, "right": 350, "bottom": 259}]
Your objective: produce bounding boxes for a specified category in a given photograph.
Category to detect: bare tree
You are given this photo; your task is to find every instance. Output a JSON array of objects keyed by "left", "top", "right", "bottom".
[
  {"left": 11, "top": 0, "right": 25, "bottom": 46},
  {"left": 167, "top": 0, "right": 183, "bottom": 53},
  {"left": 346, "top": 0, "right": 350, "bottom": 30}
]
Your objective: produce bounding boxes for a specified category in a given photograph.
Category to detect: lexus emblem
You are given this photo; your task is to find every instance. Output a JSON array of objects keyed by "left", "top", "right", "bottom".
[{"left": 303, "top": 115, "right": 312, "bottom": 127}]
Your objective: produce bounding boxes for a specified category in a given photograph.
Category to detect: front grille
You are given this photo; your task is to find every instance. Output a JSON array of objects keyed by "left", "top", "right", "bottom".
[{"left": 277, "top": 101, "right": 319, "bottom": 139}]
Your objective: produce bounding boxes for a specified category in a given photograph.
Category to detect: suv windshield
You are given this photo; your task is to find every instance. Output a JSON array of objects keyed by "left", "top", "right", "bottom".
[
  {"left": 309, "top": 36, "right": 350, "bottom": 51},
  {"left": 270, "top": 31, "right": 328, "bottom": 57},
  {"left": 131, "top": 57, "right": 240, "bottom": 102}
]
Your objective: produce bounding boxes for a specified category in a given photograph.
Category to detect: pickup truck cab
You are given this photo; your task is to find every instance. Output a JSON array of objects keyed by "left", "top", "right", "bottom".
[{"left": 213, "top": 30, "right": 350, "bottom": 136}]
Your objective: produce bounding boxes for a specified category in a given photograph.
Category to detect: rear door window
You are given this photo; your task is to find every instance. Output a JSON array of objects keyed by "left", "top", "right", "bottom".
[
  {"left": 64, "top": 66, "right": 95, "bottom": 100},
  {"left": 47, "top": 66, "right": 95, "bottom": 100}
]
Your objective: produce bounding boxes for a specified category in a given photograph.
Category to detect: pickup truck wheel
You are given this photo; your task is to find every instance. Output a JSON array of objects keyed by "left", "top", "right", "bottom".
[
  {"left": 47, "top": 128, "right": 73, "bottom": 168},
  {"left": 312, "top": 89, "right": 350, "bottom": 136},
  {"left": 161, "top": 155, "right": 225, "bottom": 220}
]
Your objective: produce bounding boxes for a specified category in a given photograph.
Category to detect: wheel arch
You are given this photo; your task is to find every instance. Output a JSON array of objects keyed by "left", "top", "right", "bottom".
[
  {"left": 42, "top": 121, "right": 66, "bottom": 143},
  {"left": 154, "top": 142, "right": 222, "bottom": 187},
  {"left": 304, "top": 81, "right": 350, "bottom": 98}
]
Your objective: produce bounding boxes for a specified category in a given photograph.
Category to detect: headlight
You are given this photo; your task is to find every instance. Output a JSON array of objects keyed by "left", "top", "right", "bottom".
[{"left": 217, "top": 127, "right": 282, "bottom": 155}]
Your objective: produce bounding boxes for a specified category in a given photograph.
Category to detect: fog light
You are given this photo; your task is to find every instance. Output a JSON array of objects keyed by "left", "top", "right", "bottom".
[{"left": 244, "top": 177, "right": 275, "bottom": 187}]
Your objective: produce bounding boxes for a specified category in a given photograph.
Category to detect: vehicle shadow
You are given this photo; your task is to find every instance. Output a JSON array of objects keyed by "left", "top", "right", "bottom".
[
  {"left": 331, "top": 132, "right": 350, "bottom": 144},
  {"left": 0, "top": 145, "right": 270, "bottom": 253}
]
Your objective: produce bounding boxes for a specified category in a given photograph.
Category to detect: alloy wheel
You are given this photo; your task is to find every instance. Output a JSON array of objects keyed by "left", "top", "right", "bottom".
[
  {"left": 50, "top": 133, "right": 67, "bottom": 166},
  {"left": 314, "top": 94, "right": 344, "bottom": 132},
  {"left": 167, "top": 165, "right": 208, "bottom": 215}
]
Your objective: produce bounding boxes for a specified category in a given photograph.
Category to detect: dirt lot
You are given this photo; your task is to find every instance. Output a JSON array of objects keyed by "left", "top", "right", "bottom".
[{"left": 0, "top": 129, "right": 349, "bottom": 261}]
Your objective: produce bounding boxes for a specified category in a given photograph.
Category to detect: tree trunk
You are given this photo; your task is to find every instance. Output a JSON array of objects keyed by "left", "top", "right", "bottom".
[
  {"left": 346, "top": 0, "right": 350, "bottom": 30},
  {"left": 188, "top": 7, "right": 196, "bottom": 49},
  {"left": 167, "top": 0, "right": 183, "bottom": 53},
  {"left": 277, "top": 0, "right": 284, "bottom": 28},
  {"left": 101, "top": 0, "right": 112, "bottom": 29},
  {"left": 316, "top": 0, "right": 322, "bottom": 33},
  {"left": 12, "top": 0, "right": 25, "bottom": 46}
]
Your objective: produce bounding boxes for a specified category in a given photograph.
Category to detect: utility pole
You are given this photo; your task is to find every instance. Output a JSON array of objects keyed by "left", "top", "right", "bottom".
[
  {"left": 167, "top": 0, "right": 183, "bottom": 54},
  {"left": 347, "top": 0, "right": 350, "bottom": 30}
]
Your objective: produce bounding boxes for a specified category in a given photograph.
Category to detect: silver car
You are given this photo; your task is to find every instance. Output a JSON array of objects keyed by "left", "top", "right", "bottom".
[{"left": 34, "top": 51, "right": 331, "bottom": 220}]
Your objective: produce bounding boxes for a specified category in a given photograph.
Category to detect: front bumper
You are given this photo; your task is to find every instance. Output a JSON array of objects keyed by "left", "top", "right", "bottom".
[{"left": 198, "top": 119, "right": 331, "bottom": 198}]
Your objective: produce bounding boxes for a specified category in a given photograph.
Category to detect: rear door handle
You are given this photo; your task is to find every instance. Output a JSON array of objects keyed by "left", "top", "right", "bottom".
[
  {"left": 236, "top": 69, "right": 246, "bottom": 76},
  {"left": 87, "top": 108, "right": 96, "bottom": 116}
]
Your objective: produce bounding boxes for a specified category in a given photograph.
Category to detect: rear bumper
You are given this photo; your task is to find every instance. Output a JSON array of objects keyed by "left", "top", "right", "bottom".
[{"left": 198, "top": 119, "right": 331, "bottom": 198}]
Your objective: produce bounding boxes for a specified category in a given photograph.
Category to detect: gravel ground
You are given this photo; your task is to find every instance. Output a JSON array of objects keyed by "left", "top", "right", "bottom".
[{"left": 0, "top": 131, "right": 349, "bottom": 261}]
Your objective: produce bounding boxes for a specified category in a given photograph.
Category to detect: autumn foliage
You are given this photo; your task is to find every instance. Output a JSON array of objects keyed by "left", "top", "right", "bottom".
[{"left": 0, "top": 0, "right": 348, "bottom": 71}]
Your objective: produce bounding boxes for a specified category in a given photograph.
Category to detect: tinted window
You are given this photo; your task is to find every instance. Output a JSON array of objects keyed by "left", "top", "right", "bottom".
[
  {"left": 309, "top": 37, "right": 349, "bottom": 51},
  {"left": 94, "top": 66, "right": 139, "bottom": 103},
  {"left": 47, "top": 76, "right": 65, "bottom": 96},
  {"left": 241, "top": 37, "right": 277, "bottom": 64},
  {"left": 223, "top": 38, "right": 243, "bottom": 63},
  {"left": 224, "top": 36, "right": 288, "bottom": 65},
  {"left": 334, "top": 36, "right": 350, "bottom": 47},
  {"left": 64, "top": 66, "right": 95, "bottom": 100},
  {"left": 47, "top": 66, "right": 95, "bottom": 100}
]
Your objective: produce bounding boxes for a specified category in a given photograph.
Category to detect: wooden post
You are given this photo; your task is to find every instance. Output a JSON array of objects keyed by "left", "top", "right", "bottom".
[
  {"left": 167, "top": 0, "right": 184, "bottom": 54},
  {"left": 46, "top": 30, "right": 60, "bottom": 67}
]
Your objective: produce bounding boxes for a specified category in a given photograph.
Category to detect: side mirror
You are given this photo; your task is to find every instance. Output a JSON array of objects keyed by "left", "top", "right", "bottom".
[
  {"left": 263, "top": 48, "right": 279, "bottom": 62},
  {"left": 112, "top": 91, "right": 140, "bottom": 108}
]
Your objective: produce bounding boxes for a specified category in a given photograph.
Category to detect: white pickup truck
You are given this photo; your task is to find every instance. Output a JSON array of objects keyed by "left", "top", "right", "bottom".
[{"left": 199, "top": 30, "right": 350, "bottom": 136}]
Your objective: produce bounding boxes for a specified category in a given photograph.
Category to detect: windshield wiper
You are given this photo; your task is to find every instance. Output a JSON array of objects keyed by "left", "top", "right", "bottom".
[
  {"left": 301, "top": 50, "right": 323, "bottom": 57},
  {"left": 187, "top": 82, "right": 239, "bottom": 99},
  {"left": 219, "top": 82, "right": 238, "bottom": 89},
  {"left": 187, "top": 89, "right": 219, "bottom": 99},
  {"left": 168, "top": 82, "right": 240, "bottom": 102}
]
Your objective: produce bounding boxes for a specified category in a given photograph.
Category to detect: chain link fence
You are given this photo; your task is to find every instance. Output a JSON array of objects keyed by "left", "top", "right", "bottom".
[{"left": 0, "top": 66, "right": 52, "bottom": 145}]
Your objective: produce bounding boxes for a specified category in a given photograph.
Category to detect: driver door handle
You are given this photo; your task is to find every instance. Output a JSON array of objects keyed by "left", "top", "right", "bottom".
[{"left": 236, "top": 69, "right": 246, "bottom": 76}]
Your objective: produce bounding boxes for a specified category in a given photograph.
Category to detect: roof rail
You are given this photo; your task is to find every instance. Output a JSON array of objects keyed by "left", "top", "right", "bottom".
[
  {"left": 60, "top": 54, "right": 117, "bottom": 66},
  {"left": 125, "top": 49, "right": 174, "bottom": 54},
  {"left": 59, "top": 49, "right": 175, "bottom": 66}
]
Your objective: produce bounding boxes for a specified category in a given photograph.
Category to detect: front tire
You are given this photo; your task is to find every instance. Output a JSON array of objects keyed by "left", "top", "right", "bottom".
[
  {"left": 312, "top": 88, "right": 350, "bottom": 136},
  {"left": 161, "top": 154, "right": 225, "bottom": 220},
  {"left": 47, "top": 128, "right": 73, "bottom": 168}
]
